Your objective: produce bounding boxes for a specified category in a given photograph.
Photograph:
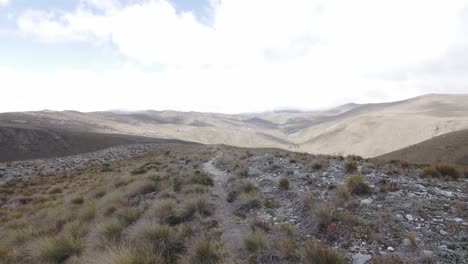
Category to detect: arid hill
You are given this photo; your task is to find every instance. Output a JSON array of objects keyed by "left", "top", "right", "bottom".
[
  {"left": 1, "top": 94, "right": 467, "bottom": 159},
  {"left": 377, "top": 129, "right": 468, "bottom": 166}
]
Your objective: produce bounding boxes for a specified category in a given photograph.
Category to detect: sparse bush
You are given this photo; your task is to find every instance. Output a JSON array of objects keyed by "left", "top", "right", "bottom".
[
  {"left": 32, "top": 235, "right": 83, "bottom": 263},
  {"left": 125, "top": 179, "right": 157, "bottom": 198},
  {"left": 346, "top": 174, "right": 370, "bottom": 195},
  {"left": 422, "top": 164, "right": 460, "bottom": 180},
  {"left": 300, "top": 240, "right": 346, "bottom": 264},
  {"left": 279, "top": 177, "right": 290, "bottom": 190},
  {"left": 345, "top": 160, "right": 358, "bottom": 173},
  {"left": 244, "top": 230, "right": 266, "bottom": 253}
]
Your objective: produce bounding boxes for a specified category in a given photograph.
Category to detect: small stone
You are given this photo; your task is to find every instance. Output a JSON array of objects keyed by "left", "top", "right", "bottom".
[
  {"left": 352, "top": 254, "right": 372, "bottom": 264},
  {"left": 453, "top": 218, "right": 463, "bottom": 223},
  {"left": 439, "top": 230, "right": 448, "bottom": 235},
  {"left": 406, "top": 214, "right": 414, "bottom": 221},
  {"left": 437, "top": 245, "right": 448, "bottom": 251},
  {"left": 387, "top": 246, "right": 395, "bottom": 251},
  {"left": 421, "top": 250, "right": 434, "bottom": 259},
  {"left": 361, "top": 198, "right": 372, "bottom": 205}
]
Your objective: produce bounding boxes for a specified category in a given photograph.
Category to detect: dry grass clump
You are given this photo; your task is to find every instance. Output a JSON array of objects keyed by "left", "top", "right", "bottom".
[
  {"left": 90, "top": 219, "right": 126, "bottom": 247},
  {"left": 190, "top": 172, "right": 214, "bottom": 186},
  {"left": 244, "top": 230, "right": 266, "bottom": 253},
  {"left": 180, "top": 195, "right": 213, "bottom": 219},
  {"left": 405, "top": 232, "right": 418, "bottom": 248},
  {"left": 312, "top": 203, "right": 338, "bottom": 232},
  {"left": 125, "top": 179, "right": 157, "bottom": 198},
  {"left": 30, "top": 235, "right": 84, "bottom": 263},
  {"left": 421, "top": 163, "right": 460, "bottom": 180},
  {"left": 346, "top": 174, "right": 370, "bottom": 195},
  {"left": 234, "top": 192, "right": 262, "bottom": 217},
  {"left": 278, "top": 177, "right": 290, "bottom": 190},
  {"left": 345, "top": 160, "right": 358, "bottom": 173},
  {"left": 371, "top": 255, "right": 404, "bottom": 264},
  {"left": 278, "top": 238, "right": 298, "bottom": 259},
  {"left": 300, "top": 241, "right": 346, "bottom": 264},
  {"left": 84, "top": 245, "right": 162, "bottom": 264},
  {"left": 333, "top": 185, "right": 350, "bottom": 206},
  {"left": 182, "top": 237, "right": 225, "bottom": 264}
]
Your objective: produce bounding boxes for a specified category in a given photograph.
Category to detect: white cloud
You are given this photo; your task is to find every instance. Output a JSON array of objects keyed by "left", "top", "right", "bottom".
[
  {"left": 5, "top": 0, "right": 468, "bottom": 113},
  {"left": 0, "top": 0, "right": 9, "bottom": 7}
]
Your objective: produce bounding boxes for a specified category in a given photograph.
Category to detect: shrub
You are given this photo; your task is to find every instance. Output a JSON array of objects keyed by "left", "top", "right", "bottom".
[
  {"left": 422, "top": 164, "right": 460, "bottom": 179},
  {"left": 79, "top": 203, "right": 97, "bottom": 222},
  {"left": 250, "top": 218, "right": 271, "bottom": 232},
  {"left": 345, "top": 160, "right": 358, "bottom": 173},
  {"left": 244, "top": 231, "right": 266, "bottom": 253},
  {"left": 300, "top": 241, "right": 346, "bottom": 264},
  {"left": 33, "top": 235, "right": 83, "bottom": 263},
  {"left": 279, "top": 177, "right": 290, "bottom": 190},
  {"left": 346, "top": 175, "right": 370, "bottom": 195},
  {"left": 125, "top": 180, "right": 157, "bottom": 198}
]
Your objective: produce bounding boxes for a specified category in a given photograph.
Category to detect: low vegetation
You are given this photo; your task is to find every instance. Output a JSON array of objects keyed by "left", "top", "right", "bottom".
[{"left": 421, "top": 163, "right": 460, "bottom": 179}]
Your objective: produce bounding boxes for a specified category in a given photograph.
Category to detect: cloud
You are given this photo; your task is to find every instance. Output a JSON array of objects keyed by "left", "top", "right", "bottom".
[
  {"left": 5, "top": 0, "right": 468, "bottom": 113},
  {"left": 0, "top": 0, "right": 9, "bottom": 7}
]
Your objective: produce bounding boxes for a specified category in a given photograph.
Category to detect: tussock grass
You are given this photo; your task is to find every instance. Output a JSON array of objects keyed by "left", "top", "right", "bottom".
[
  {"left": 345, "top": 160, "right": 358, "bottom": 173},
  {"left": 300, "top": 241, "right": 346, "bottom": 264},
  {"left": 422, "top": 163, "right": 460, "bottom": 180},
  {"left": 346, "top": 174, "right": 370, "bottom": 195},
  {"left": 31, "top": 235, "right": 84, "bottom": 263},
  {"left": 182, "top": 237, "right": 225, "bottom": 264},
  {"left": 244, "top": 230, "right": 266, "bottom": 253}
]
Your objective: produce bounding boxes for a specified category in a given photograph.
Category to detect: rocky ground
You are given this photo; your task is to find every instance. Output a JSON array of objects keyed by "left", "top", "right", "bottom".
[
  {"left": 211, "top": 148, "right": 467, "bottom": 263},
  {"left": 0, "top": 144, "right": 166, "bottom": 184}
]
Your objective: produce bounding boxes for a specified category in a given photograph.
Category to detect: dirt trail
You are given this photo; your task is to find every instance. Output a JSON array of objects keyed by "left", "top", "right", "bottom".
[{"left": 203, "top": 155, "right": 250, "bottom": 262}]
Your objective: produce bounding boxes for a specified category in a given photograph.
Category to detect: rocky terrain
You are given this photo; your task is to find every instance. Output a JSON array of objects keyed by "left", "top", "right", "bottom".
[
  {"left": 0, "top": 144, "right": 466, "bottom": 263},
  {"left": 0, "top": 143, "right": 176, "bottom": 184}
]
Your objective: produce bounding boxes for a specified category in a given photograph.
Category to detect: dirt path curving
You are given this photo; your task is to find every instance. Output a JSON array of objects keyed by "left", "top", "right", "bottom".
[{"left": 203, "top": 155, "right": 250, "bottom": 262}]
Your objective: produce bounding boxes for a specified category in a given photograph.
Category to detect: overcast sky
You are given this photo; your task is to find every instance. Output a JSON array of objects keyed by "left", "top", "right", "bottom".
[{"left": 0, "top": 0, "right": 467, "bottom": 113}]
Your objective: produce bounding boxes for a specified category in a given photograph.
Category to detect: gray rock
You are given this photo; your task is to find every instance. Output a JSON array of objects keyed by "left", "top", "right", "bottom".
[
  {"left": 387, "top": 246, "right": 395, "bottom": 251},
  {"left": 439, "top": 230, "right": 448, "bottom": 235},
  {"left": 352, "top": 254, "right": 372, "bottom": 264},
  {"left": 406, "top": 214, "right": 414, "bottom": 221}
]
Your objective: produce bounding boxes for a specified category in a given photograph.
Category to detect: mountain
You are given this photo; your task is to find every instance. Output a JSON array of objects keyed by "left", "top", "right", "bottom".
[
  {"left": 1, "top": 94, "right": 467, "bottom": 159},
  {"left": 377, "top": 129, "right": 468, "bottom": 166}
]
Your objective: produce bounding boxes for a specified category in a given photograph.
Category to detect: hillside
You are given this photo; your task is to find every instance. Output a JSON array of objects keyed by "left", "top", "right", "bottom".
[
  {"left": 377, "top": 129, "right": 468, "bottom": 166},
  {"left": 1, "top": 94, "right": 467, "bottom": 158},
  {"left": 0, "top": 125, "right": 185, "bottom": 162}
]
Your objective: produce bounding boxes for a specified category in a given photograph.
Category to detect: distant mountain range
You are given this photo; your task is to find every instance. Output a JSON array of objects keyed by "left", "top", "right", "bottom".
[{"left": 1, "top": 94, "right": 467, "bottom": 163}]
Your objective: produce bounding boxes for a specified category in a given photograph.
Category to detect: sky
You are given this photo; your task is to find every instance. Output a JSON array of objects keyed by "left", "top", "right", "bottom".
[{"left": 0, "top": 0, "right": 467, "bottom": 114}]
